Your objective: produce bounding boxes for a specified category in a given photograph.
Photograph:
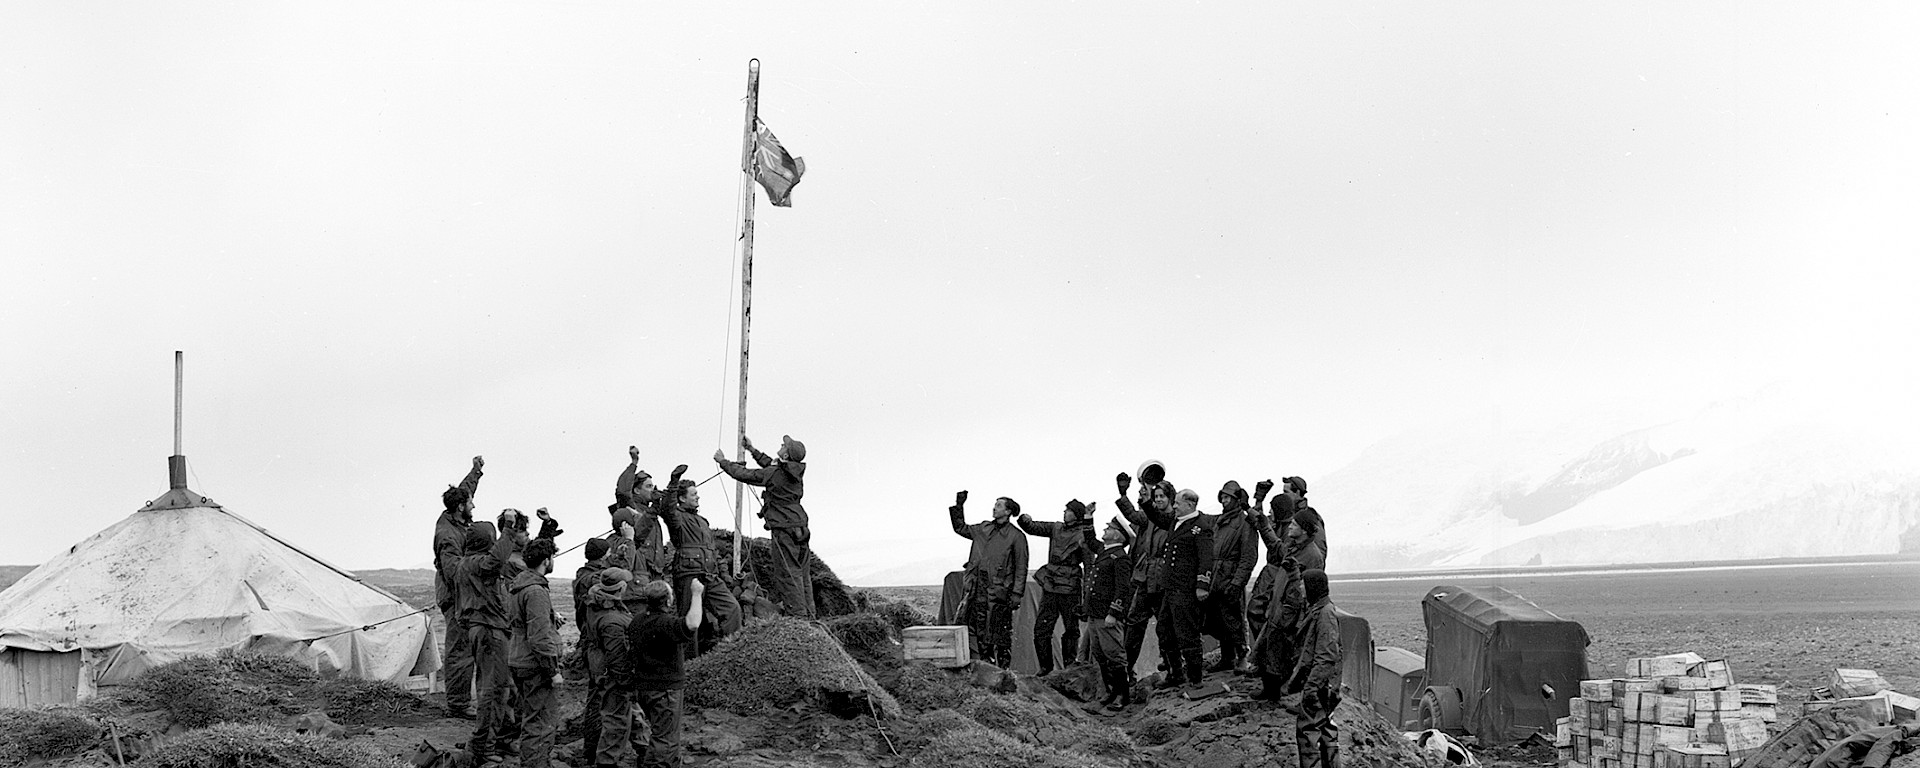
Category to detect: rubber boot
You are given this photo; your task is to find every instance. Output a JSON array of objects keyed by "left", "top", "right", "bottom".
[
  {"left": 1207, "top": 643, "right": 1240, "bottom": 674},
  {"left": 1110, "top": 668, "right": 1134, "bottom": 711}
]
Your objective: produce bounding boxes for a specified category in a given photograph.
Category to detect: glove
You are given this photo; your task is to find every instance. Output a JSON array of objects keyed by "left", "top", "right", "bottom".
[
  {"left": 955, "top": 490, "right": 969, "bottom": 507},
  {"left": 1115, "top": 472, "right": 1132, "bottom": 495},
  {"left": 712, "top": 449, "right": 727, "bottom": 463},
  {"left": 669, "top": 464, "right": 688, "bottom": 486},
  {"left": 1254, "top": 479, "right": 1275, "bottom": 498}
]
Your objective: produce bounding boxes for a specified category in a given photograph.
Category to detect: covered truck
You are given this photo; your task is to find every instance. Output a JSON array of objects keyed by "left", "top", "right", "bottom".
[{"left": 1418, "top": 584, "right": 1589, "bottom": 745}]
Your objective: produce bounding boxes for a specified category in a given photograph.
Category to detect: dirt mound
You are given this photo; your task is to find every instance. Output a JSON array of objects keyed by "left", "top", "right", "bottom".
[
  {"left": 1143, "top": 692, "right": 1437, "bottom": 768},
  {"left": 714, "top": 530, "right": 859, "bottom": 617},
  {"left": 917, "top": 728, "right": 1117, "bottom": 768},
  {"left": 686, "top": 616, "right": 902, "bottom": 719},
  {"left": 140, "top": 723, "right": 406, "bottom": 768}
]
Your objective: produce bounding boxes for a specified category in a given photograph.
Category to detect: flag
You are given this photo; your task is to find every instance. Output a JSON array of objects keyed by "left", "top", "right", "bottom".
[{"left": 751, "top": 119, "right": 806, "bottom": 207}]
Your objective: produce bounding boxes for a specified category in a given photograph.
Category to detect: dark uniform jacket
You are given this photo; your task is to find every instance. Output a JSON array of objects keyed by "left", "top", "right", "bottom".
[
  {"left": 1086, "top": 543, "right": 1135, "bottom": 621},
  {"left": 628, "top": 610, "right": 695, "bottom": 691},
  {"left": 948, "top": 506, "right": 1029, "bottom": 603},
  {"left": 432, "top": 465, "right": 482, "bottom": 611},
  {"left": 507, "top": 569, "right": 561, "bottom": 670},
  {"left": 614, "top": 462, "right": 669, "bottom": 577},
  {"left": 1143, "top": 505, "right": 1215, "bottom": 591},
  {"left": 453, "top": 528, "right": 517, "bottom": 631},
  {"left": 1115, "top": 496, "right": 1169, "bottom": 592},
  {"left": 656, "top": 495, "right": 719, "bottom": 577},
  {"left": 1206, "top": 493, "right": 1258, "bottom": 590},
  {"left": 717, "top": 444, "right": 809, "bottom": 529},
  {"left": 1015, "top": 516, "right": 1092, "bottom": 595}
]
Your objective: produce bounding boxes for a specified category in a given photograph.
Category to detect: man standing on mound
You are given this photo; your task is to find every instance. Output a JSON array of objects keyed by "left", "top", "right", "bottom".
[
  {"left": 714, "top": 434, "right": 813, "bottom": 618},
  {"left": 948, "top": 491, "right": 1028, "bottom": 668}
]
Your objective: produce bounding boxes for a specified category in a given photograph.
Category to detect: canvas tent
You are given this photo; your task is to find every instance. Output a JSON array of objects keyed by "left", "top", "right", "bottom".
[{"left": 0, "top": 473, "right": 435, "bottom": 708}]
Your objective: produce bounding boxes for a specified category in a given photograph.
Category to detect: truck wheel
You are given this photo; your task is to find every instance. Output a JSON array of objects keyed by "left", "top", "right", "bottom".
[{"left": 1418, "top": 686, "right": 1464, "bottom": 734}]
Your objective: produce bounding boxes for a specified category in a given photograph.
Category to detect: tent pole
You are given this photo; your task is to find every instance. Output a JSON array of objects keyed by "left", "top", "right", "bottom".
[{"left": 170, "top": 351, "right": 186, "bottom": 489}]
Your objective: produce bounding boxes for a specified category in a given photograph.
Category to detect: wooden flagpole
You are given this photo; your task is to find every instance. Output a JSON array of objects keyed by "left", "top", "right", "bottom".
[{"left": 733, "top": 59, "right": 760, "bottom": 577}]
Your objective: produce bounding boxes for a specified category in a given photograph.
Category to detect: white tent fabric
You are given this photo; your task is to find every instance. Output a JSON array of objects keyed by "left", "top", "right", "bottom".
[{"left": 0, "top": 496, "right": 435, "bottom": 689}]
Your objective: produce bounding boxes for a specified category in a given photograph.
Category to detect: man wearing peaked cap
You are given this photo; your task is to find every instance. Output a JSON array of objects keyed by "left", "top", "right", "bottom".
[{"left": 1016, "top": 498, "right": 1096, "bottom": 676}]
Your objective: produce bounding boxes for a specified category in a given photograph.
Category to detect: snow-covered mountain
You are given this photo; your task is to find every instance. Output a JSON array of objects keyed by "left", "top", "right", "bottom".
[{"left": 1318, "top": 380, "right": 1920, "bottom": 571}]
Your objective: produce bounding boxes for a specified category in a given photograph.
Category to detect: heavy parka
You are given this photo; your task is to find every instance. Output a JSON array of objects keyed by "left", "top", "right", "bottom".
[
  {"left": 507, "top": 569, "right": 561, "bottom": 670},
  {"left": 432, "top": 464, "right": 483, "bottom": 611},
  {"left": 949, "top": 506, "right": 1029, "bottom": 603},
  {"left": 717, "top": 446, "right": 809, "bottom": 529},
  {"left": 1016, "top": 515, "right": 1093, "bottom": 595}
]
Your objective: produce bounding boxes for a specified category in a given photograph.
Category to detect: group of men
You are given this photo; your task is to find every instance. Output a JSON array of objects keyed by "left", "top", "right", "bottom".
[
  {"left": 949, "top": 462, "right": 1344, "bottom": 768},
  {"left": 428, "top": 434, "right": 812, "bottom": 768}
]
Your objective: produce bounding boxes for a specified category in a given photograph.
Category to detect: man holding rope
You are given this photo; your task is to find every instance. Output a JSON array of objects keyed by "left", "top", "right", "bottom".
[{"left": 713, "top": 434, "right": 813, "bottom": 619}]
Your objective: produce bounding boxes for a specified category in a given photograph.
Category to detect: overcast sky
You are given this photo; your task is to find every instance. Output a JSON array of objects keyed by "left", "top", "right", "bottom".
[{"left": 3, "top": 2, "right": 1915, "bottom": 581}]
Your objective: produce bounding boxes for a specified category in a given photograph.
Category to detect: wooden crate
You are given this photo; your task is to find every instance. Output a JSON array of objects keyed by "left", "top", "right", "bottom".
[
  {"left": 1629, "top": 654, "right": 1704, "bottom": 679},
  {"left": 1734, "top": 683, "right": 1778, "bottom": 705},
  {"left": 1687, "top": 659, "right": 1733, "bottom": 689},
  {"left": 902, "top": 625, "right": 971, "bottom": 667}
]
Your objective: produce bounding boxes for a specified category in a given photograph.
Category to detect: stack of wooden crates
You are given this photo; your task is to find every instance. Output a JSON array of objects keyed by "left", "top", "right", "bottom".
[{"left": 1557, "top": 652, "right": 1778, "bottom": 768}]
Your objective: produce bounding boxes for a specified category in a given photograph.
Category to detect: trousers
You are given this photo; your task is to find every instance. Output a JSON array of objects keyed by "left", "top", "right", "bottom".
[
  {"left": 767, "top": 527, "right": 815, "bottom": 618},
  {"left": 1032, "top": 590, "right": 1083, "bottom": 674}
]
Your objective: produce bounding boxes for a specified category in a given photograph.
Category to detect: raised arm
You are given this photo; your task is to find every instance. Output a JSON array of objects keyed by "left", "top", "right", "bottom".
[
  {"left": 458, "top": 456, "right": 484, "bottom": 498},
  {"left": 948, "top": 491, "right": 974, "bottom": 539},
  {"left": 683, "top": 578, "right": 707, "bottom": 632},
  {"left": 1015, "top": 514, "right": 1057, "bottom": 538},
  {"left": 714, "top": 450, "right": 777, "bottom": 488}
]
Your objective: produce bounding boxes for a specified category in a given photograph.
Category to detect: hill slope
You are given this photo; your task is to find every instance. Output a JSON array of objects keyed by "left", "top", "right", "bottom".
[{"left": 1319, "top": 380, "right": 1920, "bottom": 570}]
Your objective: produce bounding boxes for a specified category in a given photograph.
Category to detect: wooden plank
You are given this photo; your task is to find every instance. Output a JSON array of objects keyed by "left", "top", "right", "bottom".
[{"left": 0, "top": 649, "right": 25, "bottom": 709}]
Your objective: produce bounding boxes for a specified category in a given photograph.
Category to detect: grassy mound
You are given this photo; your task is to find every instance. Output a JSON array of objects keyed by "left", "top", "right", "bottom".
[
  {"left": 824, "top": 612, "right": 896, "bottom": 662},
  {"left": 886, "top": 661, "right": 984, "bottom": 713},
  {"left": 713, "top": 531, "right": 858, "bottom": 617},
  {"left": 125, "top": 655, "right": 294, "bottom": 728},
  {"left": 686, "top": 616, "right": 902, "bottom": 719},
  {"left": 316, "top": 678, "right": 435, "bottom": 727},
  {"left": 116, "top": 649, "right": 429, "bottom": 730},
  {"left": 0, "top": 709, "right": 103, "bottom": 765},
  {"left": 140, "top": 723, "right": 406, "bottom": 768},
  {"left": 853, "top": 590, "right": 931, "bottom": 633}
]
